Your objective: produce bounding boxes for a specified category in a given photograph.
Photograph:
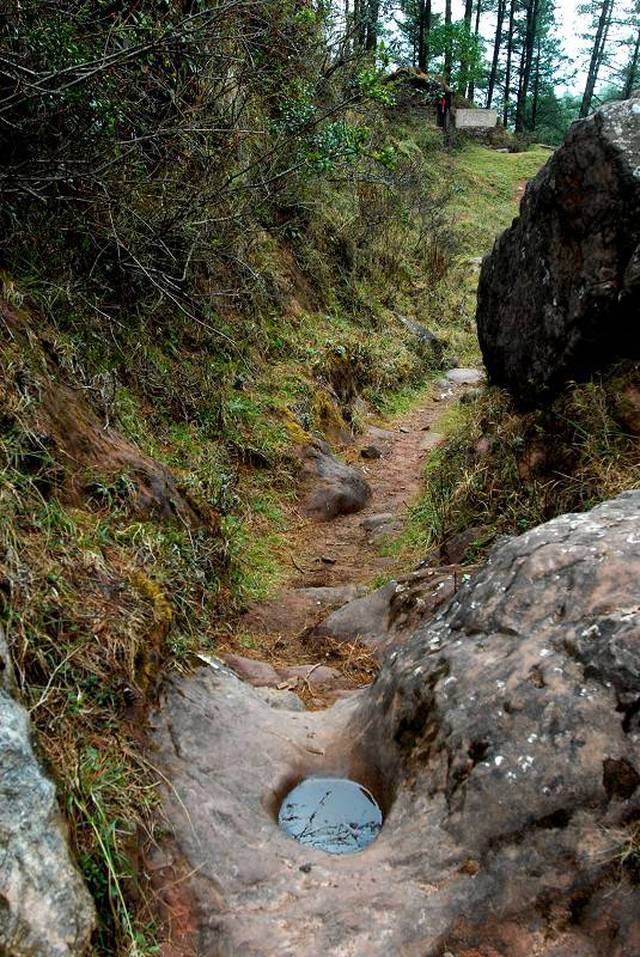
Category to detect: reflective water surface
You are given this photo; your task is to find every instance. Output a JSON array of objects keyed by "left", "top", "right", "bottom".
[{"left": 278, "top": 776, "right": 383, "bottom": 854}]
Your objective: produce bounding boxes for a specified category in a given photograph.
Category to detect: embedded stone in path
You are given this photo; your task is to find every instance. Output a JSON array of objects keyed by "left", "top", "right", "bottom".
[
  {"left": 222, "top": 654, "right": 344, "bottom": 692},
  {"left": 299, "top": 440, "right": 371, "bottom": 521},
  {"left": 360, "top": 444, "right": 382, "bottom": 459},
  {"left": 238, "top": 584, "right": 367, "bottom": 638},
  {"left": 445, "top": 367, "right": 485, "bottom": 385},
  {"left": 307, "top": 566, "right": 460, "bottom": 658}
]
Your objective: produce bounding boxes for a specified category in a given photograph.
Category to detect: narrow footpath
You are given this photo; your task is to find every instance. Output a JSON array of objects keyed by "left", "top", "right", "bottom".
[{"left": 216, "top": 368, "right": 483, "bottom": 707}]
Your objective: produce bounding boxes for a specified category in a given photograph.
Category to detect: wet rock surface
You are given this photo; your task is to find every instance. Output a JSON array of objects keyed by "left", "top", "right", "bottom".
[
  {"left": 0, "top": 627, "right": 95, "bottom": 957},
  {"left": 151, "top": 492, "right": 640, "bottom": 955},
  {"left": 477, "top": 95, "right": 640, "bottom": 405}
]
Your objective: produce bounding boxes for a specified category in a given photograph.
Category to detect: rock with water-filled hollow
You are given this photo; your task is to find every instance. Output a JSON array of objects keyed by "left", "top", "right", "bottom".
[
  {"left": 278, "top": 776, "right": 382, "bottom": 854},
  {"left": 149, "top": 491, "right": 640, "bottom": 955}
]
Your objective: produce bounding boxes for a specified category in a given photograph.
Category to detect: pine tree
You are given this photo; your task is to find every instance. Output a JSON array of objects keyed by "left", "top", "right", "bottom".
[
  {"left": 486, "top": 0, "right": 507, "bottom": 106},
  {"left": 623, "top": 2, "right": 640, "bottom": 97},
  {"left": 466, "top": 0, "right": 484, "bottom": 100},
  {"left": 458, "top": 0, "right": 475, "bottom": 94},
  {"left": 503, "top": 0, "right": 517, "bottom": 125},
  {"left": 579, "top": 0, "right": 616, "bottom": 117},
  {"left": 398, "top": 0, "right": 433, "bottom": 69},
  {"left": 515, "top": 0, "right": 540, "bottom": 132},
  {"left": 444, "top": 0, "right": 453, "bottom": 81}
]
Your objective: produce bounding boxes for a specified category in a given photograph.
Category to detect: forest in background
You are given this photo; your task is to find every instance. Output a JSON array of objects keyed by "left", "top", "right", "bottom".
[{"left": 322, "top": 0, "right": 640, "bottom": 143}]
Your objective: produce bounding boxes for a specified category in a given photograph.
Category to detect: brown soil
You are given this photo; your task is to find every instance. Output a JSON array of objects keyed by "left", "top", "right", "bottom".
[{"left": 515, "top": 177, "right": 528, "bottom": 205}]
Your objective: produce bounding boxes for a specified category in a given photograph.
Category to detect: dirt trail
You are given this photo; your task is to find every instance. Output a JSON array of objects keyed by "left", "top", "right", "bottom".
[
  {"left": 286, "top": 397, "right": 449, "bottom": 591},
  {"left": 153, "top": 373, "right": 481, "bottom": 949},
  {"left": 217, "top": 374, "right": 479, "bottom": 696}
]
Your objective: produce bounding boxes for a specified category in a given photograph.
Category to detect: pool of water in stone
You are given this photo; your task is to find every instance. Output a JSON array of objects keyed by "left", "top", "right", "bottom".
[{"left": 278, "top": 777, "right": 383, "bottom": 854}]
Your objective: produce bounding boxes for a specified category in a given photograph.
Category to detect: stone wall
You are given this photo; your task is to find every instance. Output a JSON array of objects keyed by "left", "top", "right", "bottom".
[{"left": 455, "top": 108, "right": 497, "bottom": 129}]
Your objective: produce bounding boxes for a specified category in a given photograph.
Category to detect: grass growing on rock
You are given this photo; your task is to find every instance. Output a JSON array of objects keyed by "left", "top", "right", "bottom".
[{"left": 399, "top": 364, "right": 640, "bottom": 564}]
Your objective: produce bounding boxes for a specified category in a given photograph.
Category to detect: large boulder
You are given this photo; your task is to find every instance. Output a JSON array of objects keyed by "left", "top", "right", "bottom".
[
  {"left": 477, "top": 95, "right": 640, "bottom": 405},
  {"left": 150, "top": 491, "right": 640, "bottom": 955},
  {"left": 0, "top": 627, "right": 95, "bottom": 956}
]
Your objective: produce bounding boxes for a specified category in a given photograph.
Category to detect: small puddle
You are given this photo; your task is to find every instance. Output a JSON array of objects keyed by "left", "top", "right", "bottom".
[{"left": 278, "top": 776, "right": 383, "bottom": 854}]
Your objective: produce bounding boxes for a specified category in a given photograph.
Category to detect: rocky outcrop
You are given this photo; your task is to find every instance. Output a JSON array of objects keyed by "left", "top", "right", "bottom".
[
  {"left": 0, "top": 627, "right": 95, "bottom": 956},
  {"left": 151, "top": 491, "right": 640, "bottom": 955},
  {"left": 477, "top": 95, "right": 640, "bottom": 405}
]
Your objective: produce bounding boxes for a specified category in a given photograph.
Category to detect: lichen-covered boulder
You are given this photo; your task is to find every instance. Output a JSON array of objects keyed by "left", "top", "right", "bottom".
[
  {"left": 0, "top": 628, "right": 95, "bottom": 956},
  {"left": 477, "top": 95, "right": 640, "bottom": 405},
  {"left": 150, "top": 491, "right": 640, "bottom": 955}
]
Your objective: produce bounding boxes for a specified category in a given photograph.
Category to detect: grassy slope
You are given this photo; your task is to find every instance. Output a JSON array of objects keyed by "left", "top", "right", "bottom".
[
  {"left": 450, "top": 143, "right": 552, "bottom": 255},
  {"left": 0, "top": 131, "right": 577, "bottom": 952}
]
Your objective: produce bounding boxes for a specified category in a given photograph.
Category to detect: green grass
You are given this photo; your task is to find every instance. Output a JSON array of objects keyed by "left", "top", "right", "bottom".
[
  {"left": 450, "top": 143, "right": 551, "bottom": 255},
  {"left": 392, "top": 141, "right": 555, "bottom": 564},
  {"left": 398, "top": 365, "right": 640, "bottom": 566}
]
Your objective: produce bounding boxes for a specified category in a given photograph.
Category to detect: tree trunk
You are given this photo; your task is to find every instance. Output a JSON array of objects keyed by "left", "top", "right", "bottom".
[
  {"left": 364, "top": 0, "right": 380, "bottom": 51},
  {"left": 444, "top": 0, "right": 453, "bottom": 83},
  {"left": 466, "top": 0, "right": 483, "bottom": 100},
  {"left": 580, "top": 0, "right": 614, "bottom": 117},
  {"left": 624, "top": 24, "right": 640, "bottom": 98},
  {"left": 458, "top": 0, "right": 474, "bottom": 95},
  {"left": 486, "top": 0, "right": 506, "bottom": 107},
  {"left": 353, "top": 0, "right": 369, "bottom": 48},
  {"left": 503, "top": 0, "right": 516, "bottom": 127},
  {"left": 530, "top": 36, "right": 541, "bottom": 130},
  {"left": 515, "top": 0, "right": 539, "bottom": 133},
  {"left": 353, "top": 0, "right": 361, "bottom": 46},
  {"left": 417, "top": 0, "right": 433, "bottom": 71}
]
